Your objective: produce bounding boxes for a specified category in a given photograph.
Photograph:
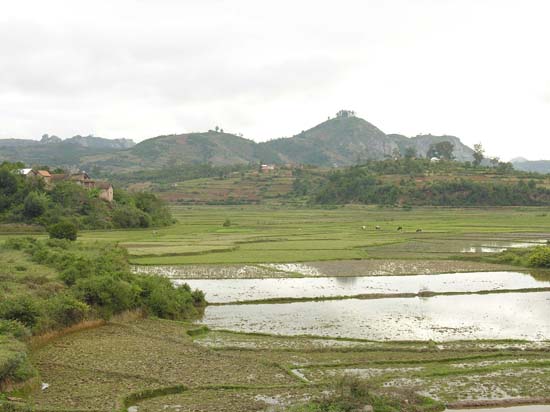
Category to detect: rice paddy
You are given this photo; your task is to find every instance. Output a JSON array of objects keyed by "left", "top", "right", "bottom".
[{"left": 3, "top": 205, "right": 550, "bottom": 411}]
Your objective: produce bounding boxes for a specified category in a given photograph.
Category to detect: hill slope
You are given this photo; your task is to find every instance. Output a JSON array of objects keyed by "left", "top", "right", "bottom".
[
  {"left": 1, "top": 115, "right": 476, "bottom": 170},
  {"left": 0, "top": 135, "right": 134, "bottom": 167},
  {"left": 261, "top": 116, "right": 397, "bottom": 166},
  {"left": 82, "top": 132, "right": 281, "bottom": 171}
]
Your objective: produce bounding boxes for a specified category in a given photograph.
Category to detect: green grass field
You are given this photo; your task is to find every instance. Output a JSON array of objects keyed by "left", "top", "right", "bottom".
[{"left": 69, "top": 205, "right": 550, "bottom": 265}]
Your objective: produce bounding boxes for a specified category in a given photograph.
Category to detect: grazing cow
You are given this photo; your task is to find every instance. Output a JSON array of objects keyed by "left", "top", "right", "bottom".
[
  {"left": 416, "top": 228, "right": 422, "bottom": 233},
  {"left": 375, "top": 225, "right": 381, "bottom": 230},
  {"left": 397, "top": 226, "right": 403, "bottom": 231},
  {"left": 361, "top": 226, "right": 366, "bottom": 230}
]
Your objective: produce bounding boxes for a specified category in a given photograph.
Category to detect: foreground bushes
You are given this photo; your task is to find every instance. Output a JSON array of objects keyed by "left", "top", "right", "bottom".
[{"left": 1, "top": 238, "right": 206, "bottom": 334}]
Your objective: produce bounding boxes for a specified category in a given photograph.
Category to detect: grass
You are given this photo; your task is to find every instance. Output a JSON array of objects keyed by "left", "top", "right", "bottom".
[{"left": 14, "top": 205, "right": 544, "bottom": 265}]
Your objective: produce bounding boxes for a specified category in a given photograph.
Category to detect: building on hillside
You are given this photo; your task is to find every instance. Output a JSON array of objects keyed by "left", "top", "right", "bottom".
[
  {"left": 18, "top": 168, "right": 34, "bottom": 176},
  {"left": 96, "top": 182, "right": 114, "bottom": 202},
  {"left": 260, "top": 164, "right": 276, "bottom": 173},
  {"left": 36, "top": 170, "right": 52, "bottom": 184},
  {"left": 19, "top": 169, "right": 52, "bottom": 185}
]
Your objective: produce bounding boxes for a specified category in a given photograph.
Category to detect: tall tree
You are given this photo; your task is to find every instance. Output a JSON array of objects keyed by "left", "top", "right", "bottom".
[{"left": 473, "top": 143, "right": 485, "bottom": 167}]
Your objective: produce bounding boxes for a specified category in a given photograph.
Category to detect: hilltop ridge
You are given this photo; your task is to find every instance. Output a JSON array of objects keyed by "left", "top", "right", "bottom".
[{"left": 0, "top": 112, "right": 475, "bottom": 170}]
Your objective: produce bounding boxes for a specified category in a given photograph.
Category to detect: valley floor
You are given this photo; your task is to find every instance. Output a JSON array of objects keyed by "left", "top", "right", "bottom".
[{"left": 3, "top": 206, "right": 550, "bottom": 411}]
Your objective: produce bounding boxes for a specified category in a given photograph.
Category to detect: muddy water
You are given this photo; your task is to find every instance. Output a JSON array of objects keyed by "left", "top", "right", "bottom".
[
  {"left": 447, "top": 406, "right": 550, "bottom": 412},
  {"left": 177, "top": 272, "right": 550, "bottom": 303},
  {"left": 199, "top": 292, "right": 550, "bottom": 341}
]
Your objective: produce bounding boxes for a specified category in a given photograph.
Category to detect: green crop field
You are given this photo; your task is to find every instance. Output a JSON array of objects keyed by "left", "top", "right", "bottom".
[{"left": 69, "top": 205, "right": 550, "bottom": 265}]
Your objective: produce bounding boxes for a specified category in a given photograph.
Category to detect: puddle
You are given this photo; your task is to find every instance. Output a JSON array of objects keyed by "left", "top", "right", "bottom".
[
  {"left": 177, "top": 272, "right": 550, "bottom": 303},
  {"left": 447, "top": 406, "right": 550, "bottom": 411},
  {"left": 198, "top": 292, "right": 550, "bottom": 341}
]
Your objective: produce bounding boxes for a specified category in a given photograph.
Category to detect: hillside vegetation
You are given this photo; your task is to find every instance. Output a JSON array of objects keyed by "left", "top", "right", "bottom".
[
  {"left": 0, "top": 162, "right": 173, "bottom": 230},
  {"left": 105, "top": 158, "right": 550, "bottom": 207},
  {"left": 296, "top": 159, "right": 550, "bottom": 206},
  {"left": 0, "top": 238, "right": 205, "bottom": 389}
]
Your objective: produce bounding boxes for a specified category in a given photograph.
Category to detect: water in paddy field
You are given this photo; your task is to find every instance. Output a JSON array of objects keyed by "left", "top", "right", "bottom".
[
  {"left": 178, "top": 272, "right": 550, "bottom": 303},
  {"left": 461, "top": 240, "right": 548, "bottom": 253},
  {"left": 447, "top": 406, "right": 550, "bottom": 412},
  {"left": 199, "top": 292, "right": 550, "bottom": 341}
]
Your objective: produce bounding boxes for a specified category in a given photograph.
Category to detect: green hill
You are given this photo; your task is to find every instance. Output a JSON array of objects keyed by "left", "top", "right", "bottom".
[
  {"left": 261, "top": 115, "right": 395, "bottom": 166},
  {"left": 1, "top": 113, "right": 477, "bottom": 170},
  {"left": 0, "top": 134, "right": 134, "bottom": 167},
  {"left": 83, "top": 131, "right": 282, "bottom": 172}
]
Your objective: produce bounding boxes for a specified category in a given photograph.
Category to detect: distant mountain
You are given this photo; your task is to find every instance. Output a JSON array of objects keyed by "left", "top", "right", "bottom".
[
  {"left": 511, "top": 159, "right": 550, "bottom": 174},
  {"left": 1, "top": 113, "right": 476, "bottom": 170},
  {"left": 260, "top": 116, "right": 396, "bottom": 166},
  {"left": 0, "top": 134, "right": 135, "bottom": 167}
]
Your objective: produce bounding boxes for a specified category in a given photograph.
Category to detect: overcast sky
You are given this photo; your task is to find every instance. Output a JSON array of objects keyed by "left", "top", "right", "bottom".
[{"left": 1, "top": 1, "right": 549, "bottom": 160}]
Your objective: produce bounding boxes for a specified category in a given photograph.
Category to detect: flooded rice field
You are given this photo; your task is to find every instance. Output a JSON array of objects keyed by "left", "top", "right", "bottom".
[
  {"left": 178, "top": 271, "right": 550, "bottom": 303},
  {"left": 199, "top": 292, "right": 550, "bottom": 341},
  {"left": 133, "top": 259, "right": 518, "bottom": 279}
]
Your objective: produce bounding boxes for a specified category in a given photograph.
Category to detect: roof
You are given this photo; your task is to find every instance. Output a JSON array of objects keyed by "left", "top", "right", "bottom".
[
  {"left": 36, "top": 170, "right": 52, "bottom": 177},
  {"left": 19, "top": 168, "right": 33, "bottom": 175}
]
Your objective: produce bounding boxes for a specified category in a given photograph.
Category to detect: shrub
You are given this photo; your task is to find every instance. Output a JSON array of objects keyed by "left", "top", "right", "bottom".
[
  {"left": 112, "top": 205, "right": 151, "bottom": 228},
  {"left": 48, "top": 221, "right": 78, "bottom": 241},
  {"left": 23, "top": 191, "right": 48, "bottom": 218},
  {"left": 136, "top": 276, "right": 204, "bottom": 320},
  {"left": 0, "top": 296, "right": 42, "bottom": 328},
  {"left": 528, "top": 246, "right": 550, "bottom": 268},
  {"left": 0, "top": 320, "right": 31, "bottom": 341},
  {"left": 46, "top": 294, "right": 89, "bottom": 328},
  {"left": 73, "top": 275, "right": 138, "bottom": 319},
  {"left": 223, "top": 218, "right": 231, "bottom": 227}
]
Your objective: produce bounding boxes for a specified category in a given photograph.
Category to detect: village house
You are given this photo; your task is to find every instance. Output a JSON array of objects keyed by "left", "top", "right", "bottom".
[
  {"left": 19, "top": 168, "right": 114, "bottom": 202},
  {"left": 69, "top": 172, "right": 114, "bottom": 202},
  {"left": 19, "top": 168, "right": 52, "bottom": 186},
  {"left": 260, "top": 164, "right": 276, "bottom": 173}
]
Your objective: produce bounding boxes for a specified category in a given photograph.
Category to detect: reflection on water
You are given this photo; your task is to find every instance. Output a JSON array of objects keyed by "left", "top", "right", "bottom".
[
  {"left": 178, "top": 272, "right": 550, "bottom": 303},
  {"left": 199, "top": 292, "right": 550, "bottom": 341},
  {"left": 461, "top": 241, "right": 548, "bottom": 253},
  {"left": 447, "top": 406, "right": 550, "bottom": 412}
]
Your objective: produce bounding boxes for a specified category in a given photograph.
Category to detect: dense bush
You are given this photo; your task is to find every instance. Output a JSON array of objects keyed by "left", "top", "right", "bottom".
[
  {"left": 0, "top": 296, "right": 42, "bottom": 328},
  {"left": 527, "top": 246, "right": 550, "bottom": 268},
  {"left": 1, "top": 238, "right": 206, "bottom": 328},
  {"left": 0, "top": 320, "right": 31, "bottom": 341},
  {"left": 48, "top": 221, "right": 78, "bottom": 241},
  {"left": 45, "top": 294, "right": 89, "bottom": 328}
]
